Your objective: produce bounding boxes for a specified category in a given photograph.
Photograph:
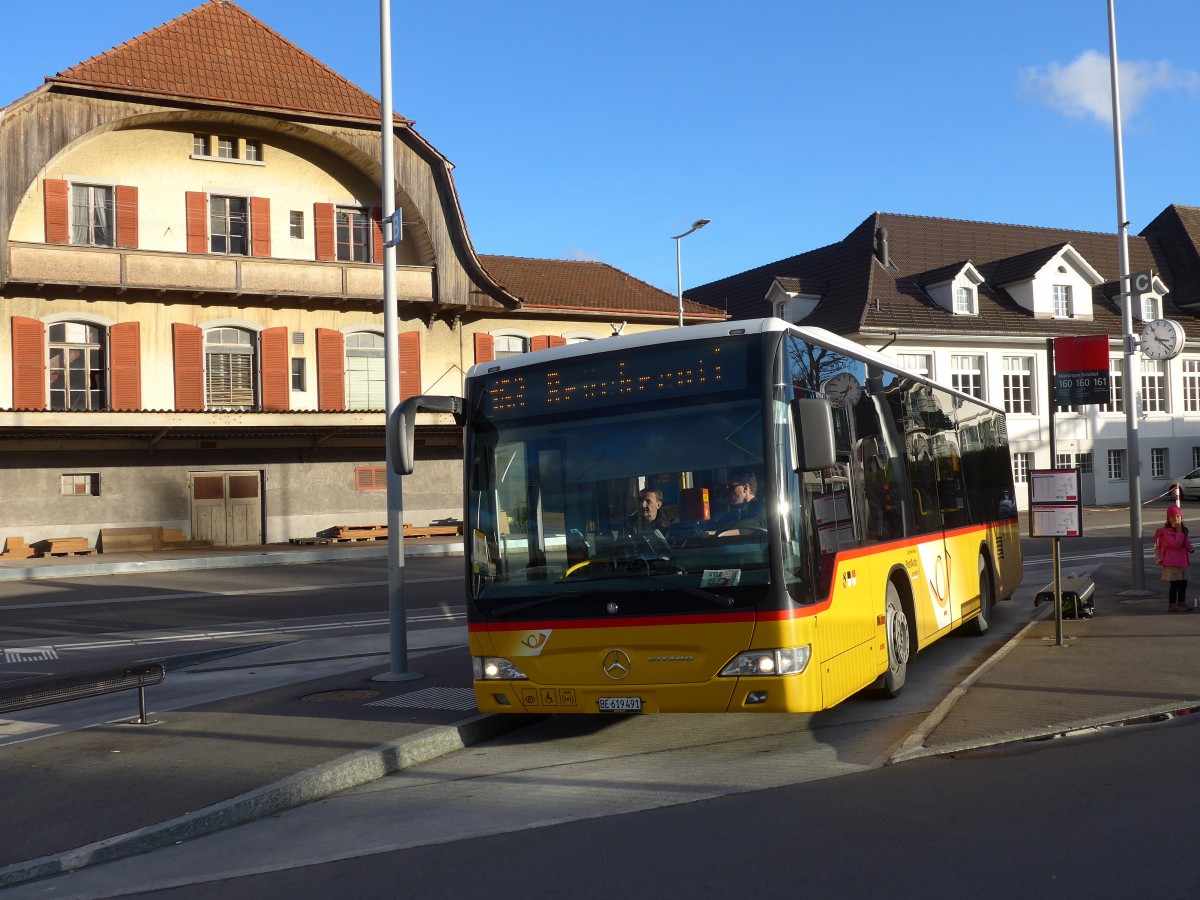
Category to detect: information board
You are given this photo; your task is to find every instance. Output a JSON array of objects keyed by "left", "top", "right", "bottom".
[{"left": 1028, "top": 468, "right": 1083, "bottom": 538}]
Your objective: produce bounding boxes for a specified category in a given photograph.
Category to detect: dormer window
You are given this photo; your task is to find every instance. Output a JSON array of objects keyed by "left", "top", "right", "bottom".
[
  {"left": 1053, "top": 285, "right": 1073, "bottom": 318},
  {"left": 1142, "top": 293, "right": 1160, "bottom": 321},
  {"left": 955, "top": 285, "right": 976, "bottom": 315}
]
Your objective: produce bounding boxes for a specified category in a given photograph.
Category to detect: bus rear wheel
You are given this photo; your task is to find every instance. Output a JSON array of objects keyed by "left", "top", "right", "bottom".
[
  {"left": 878, "top": 582, "right": 910, "bottom": 698},
  {"left": 964, "top": 555, "right": 993, "bottom": 636}
]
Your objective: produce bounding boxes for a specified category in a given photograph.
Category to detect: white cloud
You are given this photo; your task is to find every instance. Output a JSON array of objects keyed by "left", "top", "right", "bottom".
[{"left": 1021, "top": 49, "right": 1200, "bottom": 125}]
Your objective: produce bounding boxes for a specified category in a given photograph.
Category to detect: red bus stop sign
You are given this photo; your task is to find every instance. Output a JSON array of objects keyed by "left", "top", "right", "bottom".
[{"left": 1053, "top": 335, "right": 1110, "bottom": 407}]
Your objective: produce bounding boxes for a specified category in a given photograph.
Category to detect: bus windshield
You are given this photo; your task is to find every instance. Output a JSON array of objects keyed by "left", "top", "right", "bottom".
[{"left": 466, "top": 392, "right": 773, "bottom": 619}]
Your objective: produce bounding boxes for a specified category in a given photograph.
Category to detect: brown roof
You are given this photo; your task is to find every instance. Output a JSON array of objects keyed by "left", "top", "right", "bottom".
[
  {"left": 478, "top": 255, "right": 727, "bottom": 320},
  {"left": 688, "top": 210, "right": 1195, "bottom": 341},
  {"left": 48, "top": 0, "right": 393, "bottom": 123}
]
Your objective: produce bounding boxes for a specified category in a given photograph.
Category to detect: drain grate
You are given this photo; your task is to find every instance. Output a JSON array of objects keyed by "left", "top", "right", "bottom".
[{"left": 367, "top": 687, "right": 478, "bottom": 711}]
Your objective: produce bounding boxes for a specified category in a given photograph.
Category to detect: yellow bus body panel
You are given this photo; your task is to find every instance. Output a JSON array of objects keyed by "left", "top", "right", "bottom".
[{"left": 471, "top": 523, "right": 1021, "bottom": 714}]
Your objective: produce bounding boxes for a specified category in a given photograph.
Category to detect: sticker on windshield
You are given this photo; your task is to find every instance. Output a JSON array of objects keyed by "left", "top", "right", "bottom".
[{"left": 700, "top": 569, "right": 741, "bottom": 588}]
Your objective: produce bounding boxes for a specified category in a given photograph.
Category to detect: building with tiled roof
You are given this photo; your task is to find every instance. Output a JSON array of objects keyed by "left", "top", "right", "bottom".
[
  {"left": 688, "top": 209, "right": 1200, "bottom": 506},
  {"left": 0, "top": 1, "right": 722, "bottom": 549}
]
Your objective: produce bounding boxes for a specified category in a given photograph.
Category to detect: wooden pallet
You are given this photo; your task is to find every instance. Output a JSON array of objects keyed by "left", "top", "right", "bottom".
[
  {"left": 403, "top": 525, "right": 462, "bottom": 538},
  {"left": 43, "top": 537, "right": 97, "bottom": 556},
  {"left": 1, "top": 536, "right": 36, "bottom": 559}
]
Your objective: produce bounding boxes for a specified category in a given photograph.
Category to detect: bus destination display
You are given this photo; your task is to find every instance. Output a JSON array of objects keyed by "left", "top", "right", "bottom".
[{"left": 478, "top": 341, "right": 748, "bottom": 420}]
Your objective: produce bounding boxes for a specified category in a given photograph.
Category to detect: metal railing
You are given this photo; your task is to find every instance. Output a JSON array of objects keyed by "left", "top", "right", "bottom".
[{"left": 0, "top": 662, "right": 166, "bottom": 724}]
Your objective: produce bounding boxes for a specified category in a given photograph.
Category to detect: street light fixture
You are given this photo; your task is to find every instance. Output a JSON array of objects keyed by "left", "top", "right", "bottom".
[{"left": 672, "top": 218, "right": 710, "bottom": 327}]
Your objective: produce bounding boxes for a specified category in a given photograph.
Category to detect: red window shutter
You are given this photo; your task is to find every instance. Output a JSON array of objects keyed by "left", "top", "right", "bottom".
[
  {"left": 314, "top": 202, "right": 335, "bottom": 261},
  {"left": 115, "top": 185, "right": 139, "bottom": 249},
  {"left": 250, "top": 196, "right": 271, "bottom": 258},
  {"left": 474, "top": 333, "right": 495, "bottom": 364},
  {"left": 371, "top": 207, "right": 385, "bottom": 264},
  {"left": 185, "top": 192, "right": 208, "bottom": 254},
  {"left": 44, "top": 179, "right": 69, "bottom": 245},
  {"left": 316, "top": 327, "right": 346, "bottom": 410},
  {"left": 399, "top": 331, "right": 421, "bottom": 401},
  {"left": 172, "top": 323, "right": 204, "bottom": 410},
  {"left": 109, "top": 321, "right": 142, "bottom": 410},
  {"left": 531, "top": 335, "right": 568, "bottom": 352},
  {"left": 11, "top": 316, "right": 46, "bottom": 409},
  {"left": 260, "top": 326, "right": 289, "bottom": 411}
]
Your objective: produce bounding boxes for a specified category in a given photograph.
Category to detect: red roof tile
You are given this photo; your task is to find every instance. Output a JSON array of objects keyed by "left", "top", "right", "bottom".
[{"left": 49, "top": 0, "right": 393, "bottom": 123}]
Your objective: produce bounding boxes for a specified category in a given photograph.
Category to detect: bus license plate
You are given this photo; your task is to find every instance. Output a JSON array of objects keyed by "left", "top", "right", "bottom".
[{"left": 598, "top": 697, "right": 641, "bottom": 712}]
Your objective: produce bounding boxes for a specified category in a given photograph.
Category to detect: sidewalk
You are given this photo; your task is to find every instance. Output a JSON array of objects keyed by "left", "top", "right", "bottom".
[{"left": 4, "top": 521, "right": 1200, "bottom": 889}]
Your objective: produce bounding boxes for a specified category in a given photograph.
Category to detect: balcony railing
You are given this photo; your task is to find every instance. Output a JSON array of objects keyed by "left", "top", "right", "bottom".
[{"left": 5, "top": 243, "right": 434, "bottom": 303}]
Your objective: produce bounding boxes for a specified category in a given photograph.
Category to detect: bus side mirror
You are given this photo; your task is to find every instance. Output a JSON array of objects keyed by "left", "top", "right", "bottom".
[
  {"left": 792, "top": 398, "right": 836, "bottom": 472},
  {"left": 388, "top": 395, "right": 465, "bottom": 475}
]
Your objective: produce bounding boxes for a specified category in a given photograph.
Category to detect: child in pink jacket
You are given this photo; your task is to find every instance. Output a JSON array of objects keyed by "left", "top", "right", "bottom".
[{"left": 1154, "top": 505, "right": 1194, "bottom": 612}]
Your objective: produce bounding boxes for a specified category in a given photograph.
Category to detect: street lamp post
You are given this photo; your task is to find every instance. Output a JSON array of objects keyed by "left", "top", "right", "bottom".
[{"left": 672, "top": 218, "right": 710, "bottom": 327}]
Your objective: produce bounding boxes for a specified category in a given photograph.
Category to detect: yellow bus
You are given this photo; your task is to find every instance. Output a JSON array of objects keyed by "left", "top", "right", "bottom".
[{"left": 398, "top": 318, "right": 1023, "bottom": 713}]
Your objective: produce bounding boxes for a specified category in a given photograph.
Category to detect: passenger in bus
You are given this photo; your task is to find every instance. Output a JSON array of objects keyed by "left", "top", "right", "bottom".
[
  {"left": 626, "top": 487, "right": 675, "bottom": 537},
  {"left": 711, "top": 472, "right": 767, "bottom": 535}
]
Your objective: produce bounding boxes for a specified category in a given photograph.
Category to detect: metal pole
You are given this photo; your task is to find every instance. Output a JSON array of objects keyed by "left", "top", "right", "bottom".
[
  {"left": 1047, "top": 339, "right": 1064, "bottom": 646},
  {"left": 1109, "top": 0, "right": 1144, "bottom": 590},
  {"left": 377, "top": 0, "right": 420, "bottom": 681},
  {"left": 675, "top": 237, "right": 684, "bottom": 327}
]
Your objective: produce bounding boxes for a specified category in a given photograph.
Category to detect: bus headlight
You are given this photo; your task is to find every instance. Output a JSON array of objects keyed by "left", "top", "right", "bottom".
[
  {"left": 472, "top": 657, "right": 529, "bottom": 680},
  {"left": 719, "top": 646, "right": 811, "bottom": 677}
]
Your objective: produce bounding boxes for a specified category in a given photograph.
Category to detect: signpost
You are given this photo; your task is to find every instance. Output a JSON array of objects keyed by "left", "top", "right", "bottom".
[
  {"left": 1029, "top": 468, "right": 1083, "bottom": 647},
  {"left": 1041, "top": 335, "right": 1108, "bottom": 647}
]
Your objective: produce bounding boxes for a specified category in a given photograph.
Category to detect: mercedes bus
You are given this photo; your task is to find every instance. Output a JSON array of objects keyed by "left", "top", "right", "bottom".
[{"left": 393, "top": 318, "right": 1023, "bottom": 713}]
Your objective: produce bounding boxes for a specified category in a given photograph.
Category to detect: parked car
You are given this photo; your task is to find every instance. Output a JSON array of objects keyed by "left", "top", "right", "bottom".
[{"left": 1180, "top": 467, "right": 1200, "bottom": 501}]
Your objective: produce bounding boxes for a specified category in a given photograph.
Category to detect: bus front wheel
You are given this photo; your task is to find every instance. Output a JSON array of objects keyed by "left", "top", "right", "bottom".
[{"left": 879, "top": 582, "right": 910, "bottom": 698}]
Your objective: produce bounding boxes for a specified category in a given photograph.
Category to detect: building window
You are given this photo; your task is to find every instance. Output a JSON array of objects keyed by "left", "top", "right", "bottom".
[
  {"left": 1183, "top": 360, "right": 1200, "bottom": 413},
  {"left": 336, "top": 207, "right": 372, "bottom": 262},
  {"left": 954, "top": 286, "right": 975, "bottom": 315},
  {"left": 210, "top": 196, "right": 249, "bottom": 255},
  {"left": 48, "top": 321, "right": 106, "bottom": 410},
  {"left": 1142, "top": 294, "right": 1159, "bottom": 321},
  {"left": 61, "top": 473, "right": 100, "bottom": 496},
  {"left": 291, "top": 358, "right": 306, "bottom": 392},
  {"left": 1012, "top": 452, "right": 1032, "bottom": 485},
  {"left": 1055, "top": 452, "right": 1094, "bottom": 474},
  {"left": 1053, "top": 285, "right": 1073, "bottom": 318},
  {"left": 346, "top": 332, "right": 385, "bottom": 410},
  {"left": 205, "top": 327, "right": 256, "bottom": 409},
  {"left": 70, "top": 184, "right": 114, "bottom": 247},
  {"left": 1002, "top": 356, "right": 1034, "bottom": 414},
  {"left": 1108, "top": 448, "right": 1126, "bottom": 481},
  {"left": 1151, "top": 448, "right": 1168, "bottom": 480},
  {"left": 1098, "top": 358, "right": 1124, "bottom": 414},
  {"left": 1140, "top": 358, "right": 1167, "bottom": 414},
  {"left": 216, "top": 136, "right": 237, "bottom": 159},
  {"left": 493, "top": 335, "right": 528, "bottom": 359},
  {"left": 950, "top": 354, "right": 984, "bottom": 399},
  {"left": 289, "top": 211, "right": 304, "bottom": 239},
  {"left": 245, "top": 139, "right": 263, "bottom": 162},
  {"left": 898, "top": 353, "right": 931, "bottom": 377},
  {"left": 1193, "top": 447, "right": 1200, "bottom": 471},
  {"left": 355, "top": 465, "right": 387, "bottom": 491},
  {"left": 193, "top": 134, "right": 209, "bottom": 156}
]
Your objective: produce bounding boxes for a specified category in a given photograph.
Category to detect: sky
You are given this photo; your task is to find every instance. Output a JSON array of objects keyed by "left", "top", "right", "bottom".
[{"left": 4, "top": 0, "right": 1200, "bottom": 297}]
